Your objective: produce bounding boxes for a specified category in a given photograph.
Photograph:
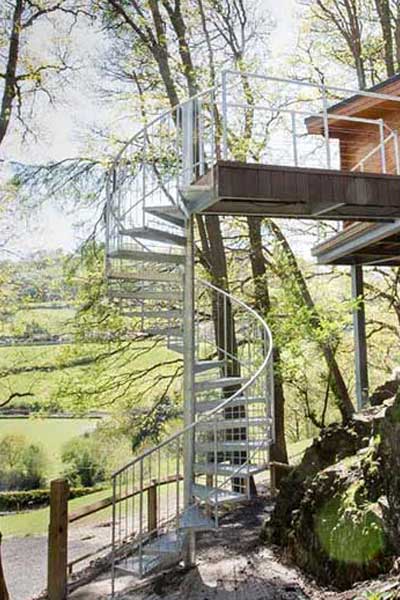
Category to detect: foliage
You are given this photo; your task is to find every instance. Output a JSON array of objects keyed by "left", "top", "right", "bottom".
[
  {"left": 0, "top": 485, "right": 100, "bottom": 512},
  {"left": 61, "top": 426, "right": 131, "bottom": 487},
  {"left": 61, "top": 433, "right": 107, "bottom": 487},
  {"left": 0, "top": 434, "right": 47, "bottom": 491}
]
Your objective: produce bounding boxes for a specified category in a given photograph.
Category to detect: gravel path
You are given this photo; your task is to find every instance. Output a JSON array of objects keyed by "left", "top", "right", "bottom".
[{"left": 2, "top": 523, "right": 112, "bottom": 600}]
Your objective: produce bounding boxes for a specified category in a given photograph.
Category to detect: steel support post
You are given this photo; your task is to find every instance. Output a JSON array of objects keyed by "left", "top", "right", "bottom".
[
  {"left": 183, "top": 216, "right": 196, "bottom": 567},
  {"left": 351, "top": 264, "right": 369, "bottom": 410}
]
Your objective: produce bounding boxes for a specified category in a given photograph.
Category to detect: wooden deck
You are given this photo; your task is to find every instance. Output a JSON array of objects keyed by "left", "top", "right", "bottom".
[
  {"left": 312, "top": 221, "right": 400, "bottom": 266},
  {"left": 199, "top": 161, "right": 400, "bottom": 221}
]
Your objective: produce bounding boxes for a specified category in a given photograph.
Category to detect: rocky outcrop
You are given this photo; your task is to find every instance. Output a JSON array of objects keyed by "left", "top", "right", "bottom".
[{"left": 264, "top": 396, "right": 400, "bottom": 590}]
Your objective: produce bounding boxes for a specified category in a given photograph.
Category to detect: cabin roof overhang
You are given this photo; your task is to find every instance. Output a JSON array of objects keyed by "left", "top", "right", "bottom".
[
  {"left": 305, "top": 74, "right": 400, "bottom": 137},
  {"left": 312, "top": 220, "right": 400, "bottom": 266}
]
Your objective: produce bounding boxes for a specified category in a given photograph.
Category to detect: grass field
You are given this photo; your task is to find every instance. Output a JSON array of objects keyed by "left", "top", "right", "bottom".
[
  {"left": 0, "top": 486, "right": 112, "bottom": 537},
  {"left": 0, "top": 437, "right": 314, "bottom": 538},
  {"left": 0, "top": 418, "right": 97, "bottom": 479}
]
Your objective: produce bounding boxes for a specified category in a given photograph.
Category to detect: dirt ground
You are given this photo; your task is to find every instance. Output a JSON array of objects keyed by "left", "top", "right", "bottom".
[{"left": 68, "top": 497, "right": 400, "bottom": 600}]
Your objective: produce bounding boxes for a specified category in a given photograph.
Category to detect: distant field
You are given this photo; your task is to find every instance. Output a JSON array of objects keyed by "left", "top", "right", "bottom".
[
  {"left": 0, "top": 418, "right": 97, "bottom": 479},
  {"left": 0, "top": 307, "right": 75, "bottom": 337},
  {"left": 0, "top": 486, "right": 111, "bottom": 537}
]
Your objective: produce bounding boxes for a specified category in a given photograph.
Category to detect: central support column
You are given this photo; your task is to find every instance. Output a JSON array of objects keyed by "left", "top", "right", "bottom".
[
  {"left": 183, "top": 215, "right": 196, "bottom": 567},
  {"left": 351, "top": 264, "right": 369, "bottom": 411}
]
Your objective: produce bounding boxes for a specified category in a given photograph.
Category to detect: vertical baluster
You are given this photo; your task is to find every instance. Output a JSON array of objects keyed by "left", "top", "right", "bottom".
[
  {"left": 223, "top": 295, "right": 227, "bottom": 373},
  {"left": 379, "top": 120, "right": 387, "bottom": 174},
  {"left": 134, "top": 466, "right": 136, "bottom": 540},
  {"left": 394, "top": 130, "right": 400, "bottom": 175},
  {"left": 291, "top": 111, "right": 298, "bottom": 167},
  {"left": 321, "top": 84, "right": 331, "bottom": 169},
  {"left": 222, "top": 71, "right": 228, "bottom": 160},
  {"left": 139, "top": 461, "right": 144, "bottom": 576},
  {"left": 176, "top": 439, "right": 181, "bottom": 524},
  {"left": 176, "top": 107, "right": 181, "bottom": 205},
  {"left": 213, "top": 420, "right": 219, "bottom": 528},
  {"left": 142, "top": 128, "right": 147, "bottom": 227},
  {"left": 158, "top": 449, "right": 161, "bottom": 530},
  {"left": 111, "top": 475, "right": 116, "bottom": 598},
  {"left": 118, "top": 474, "right": 122, "bottom": 549},
  {"left": 125, "top": 470, "right": 128, "bottom": 542}
]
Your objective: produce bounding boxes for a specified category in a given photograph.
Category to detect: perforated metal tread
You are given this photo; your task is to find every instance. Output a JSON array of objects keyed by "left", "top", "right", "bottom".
[
  {"left": 121, "top": 226, "right": 186, "bottom": 247},
  {"left": 195, "top": 360, "right": 226, "bottom": 373},
  {"left": 195, "top": 439, "right": 271, "bottom": 453},
  {"left": 145, "top": 205, "right": 185, "bottom": 228},
  {"left": 178, "top": 504, "right": 215, "bottom": 531},
  {"left": 195, "top": 396, "right": 267, "bottom": 413},
  {"left": 194, "top": 462, "right": 268, "bottom": 478},
  {"left": 192, "top": 483, "right": 246, "bottom": 505},
  {"left": 195, "top": 377, "right": 247, "bottom": 392},
  {"left": 145, "top": 531, "right": 183, "bottom": 555},
  {"left": 108, "top": 270, "right": 182, "bottom": 283},
  {"left": 108, "top": 249, "right": 185, "bottom": 265}
]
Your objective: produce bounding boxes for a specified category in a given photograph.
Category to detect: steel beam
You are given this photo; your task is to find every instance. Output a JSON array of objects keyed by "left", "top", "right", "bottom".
[{"left": 351, "top": 265, "right": 369, "bottom": 410}]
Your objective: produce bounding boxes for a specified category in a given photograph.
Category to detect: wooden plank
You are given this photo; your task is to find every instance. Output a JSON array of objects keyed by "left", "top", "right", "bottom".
[
  {"left": 211, "top": 161, "right": 400, "bottom": 219},
  {"left": 68, "top": 474, "right": 184, "bottom": 524},
  {"left": 147, "top": 481, "right": 157, "bottom": 533},
  {"left": 0, "top": 533, "right": 9, "bottom": 600},
  {"left": 48, "top": 479, "right": 69, "bottom": 600}
]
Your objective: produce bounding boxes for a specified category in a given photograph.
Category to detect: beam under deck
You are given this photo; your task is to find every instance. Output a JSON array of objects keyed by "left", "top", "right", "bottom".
[{"left": 199, "top": 161, "right": 400, "bottom": 222}]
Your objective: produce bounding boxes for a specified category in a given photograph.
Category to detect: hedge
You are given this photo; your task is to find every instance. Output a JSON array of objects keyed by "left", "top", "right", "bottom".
[{"left": 0, "top": 485, "right": 103, "bottom": 512}]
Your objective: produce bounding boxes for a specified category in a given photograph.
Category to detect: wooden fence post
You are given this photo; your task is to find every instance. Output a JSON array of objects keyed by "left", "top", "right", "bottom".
[
  {"left": 48, "top": 479, "right": 69, "bottom": 600},
  {"left": 0, "top": 533, "right": 10, "bottom": 600},
  {"left": 147, "top": 480, "right": 157, "bottom": 533}
]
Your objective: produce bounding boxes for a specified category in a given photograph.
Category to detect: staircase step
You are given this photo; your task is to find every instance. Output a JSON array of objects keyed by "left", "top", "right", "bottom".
[
  {"left": 178, "top": 504, "right": 215, "bottom": 531},
  {"left": 195, "top": 440, "right": 271, "bottom": 453},
  {"left": 108, "top": 270, "right": 182, "bottom": 284},
  {"left": 194, "top": 462, "right": 268, "bottom": 478},
  {"left": 192, "top": 483, "right": 246, "bottom": 505},
  {"left": 108, "top": 249, "right": 185, "bottom": 265},
  {"left": 109, "top": 290, "right": 182, "bottom": 301},
  {"left": 195, "top": 377, "right": 247, "bottom": 393},
  {"left": 123, "top": 309, "right": 183, "bottom": 319},
  {"left": 196, "top": 417, "right": 268, "bottom": 430},
  {"left": 194, "top": 360, "right": 226, "bottom": 374},
  {"left": 116, "top": 553, "right": 178, "bottom": 576},
  {"left": 121, "top": 227, "right": 186, "bottom": 247},
  {"left": 145, "top": 531, "right": 183, "bottom": 556},
  {"left": 195, "top": 396, "right": 267, "bottom": 413},
  {"left": 145, "top": 206, "right": 185, "bottom": 228},
  {"left": 146, "top": 327, "right": 182, "bottom": 337},
  {"left": 168, "top": 342, "right": 184, "bottom": 354},
  {"left": 180, "top": 185, "right": 213, "bottom": 205}
]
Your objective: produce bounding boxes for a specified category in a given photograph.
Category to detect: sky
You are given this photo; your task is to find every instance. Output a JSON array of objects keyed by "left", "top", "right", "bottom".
[{"left": 1, "top": 0, "right": 298, "bottom": 259}]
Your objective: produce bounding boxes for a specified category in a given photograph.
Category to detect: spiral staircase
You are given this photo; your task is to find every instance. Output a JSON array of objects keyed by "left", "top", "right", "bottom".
[{"left": 105, "top": 81, "right": 275, "bottom": 593}]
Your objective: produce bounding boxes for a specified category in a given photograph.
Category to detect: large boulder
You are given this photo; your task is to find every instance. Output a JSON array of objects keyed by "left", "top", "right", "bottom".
[{"left": 264, "top": 398, "right": 400, "bottom": 590}]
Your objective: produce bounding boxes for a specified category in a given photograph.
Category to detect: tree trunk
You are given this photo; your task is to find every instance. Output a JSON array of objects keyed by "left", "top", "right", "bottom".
[
  {"left": 247, "top": 217, "right": 288, "bottom": 464},
  {"left": 0, "top": 534, "right": 9, "bottom": 600},
  {"left": 0, "top": 0, "right": 23, "bottom": 146},
  {"left": 374, "top": 0, "right": 395, "bottom": 77},
  {"left": 267, "top": 220, "right": 355, "bottom": 423}
]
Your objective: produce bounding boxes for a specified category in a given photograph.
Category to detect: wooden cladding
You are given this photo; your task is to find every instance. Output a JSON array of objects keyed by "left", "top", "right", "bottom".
[{"left": 204, "top": 161, "right": 400, "bottom": 221}]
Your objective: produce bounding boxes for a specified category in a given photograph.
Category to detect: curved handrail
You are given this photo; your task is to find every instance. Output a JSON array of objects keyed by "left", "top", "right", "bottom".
[
  {"left": 106, "top": 84, "right": 217, "bottom": 188},
  {"left": 112, "top": 277, "right": 273, "bottom": 478}
]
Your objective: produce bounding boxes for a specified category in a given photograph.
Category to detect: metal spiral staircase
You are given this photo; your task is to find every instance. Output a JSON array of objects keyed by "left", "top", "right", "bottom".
[
  {"left": 104, "top": 70, "right": 400, "bottom": 593},
  {"left": 105, "top": 81, "right": 275, "bottom": 592}
]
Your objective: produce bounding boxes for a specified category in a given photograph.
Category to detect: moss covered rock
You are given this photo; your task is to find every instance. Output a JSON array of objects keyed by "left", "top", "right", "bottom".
[{"left": 265, "top": 404, "right": 398, "bottom": 589}]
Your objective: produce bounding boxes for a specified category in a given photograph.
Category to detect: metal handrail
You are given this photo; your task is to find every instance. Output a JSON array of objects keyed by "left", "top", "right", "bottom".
[{"left": 111, "top": 278, "right": 273, "bottom": 478}]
